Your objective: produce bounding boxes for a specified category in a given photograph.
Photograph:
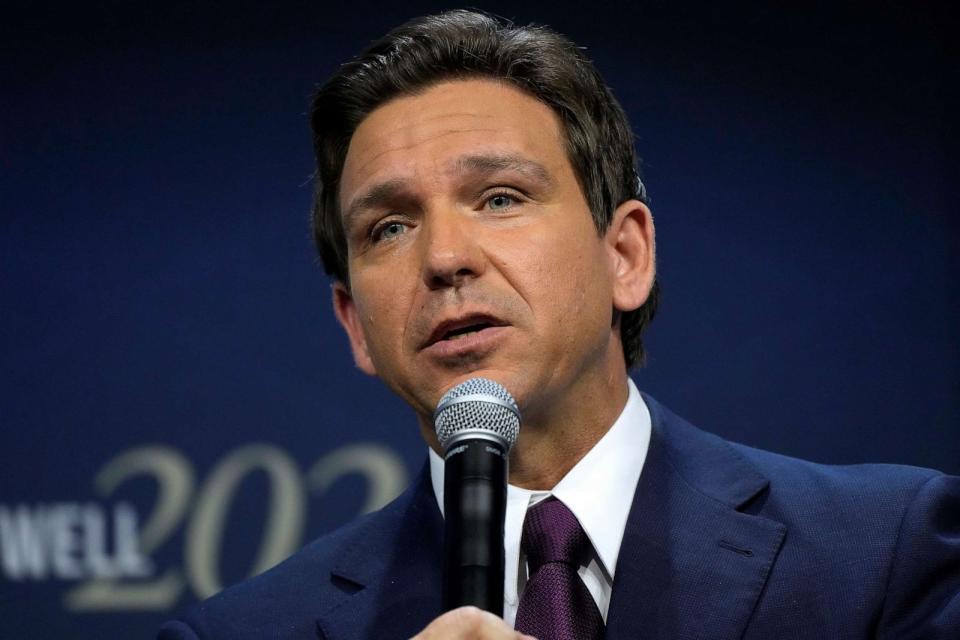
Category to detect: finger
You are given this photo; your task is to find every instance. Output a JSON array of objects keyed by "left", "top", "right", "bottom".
[{"left": 411, "top": 606, "right": 534, "bottom": 639}]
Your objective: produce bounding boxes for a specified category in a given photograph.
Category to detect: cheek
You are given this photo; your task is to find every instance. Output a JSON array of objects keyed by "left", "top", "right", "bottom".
[
  {"left": 492, "top": 228, "right": 557, "bottom": 302},
  {"left": 350, "top": 277, "right": 404, "bottom": 353},
  {"left": 511, "top": 224, "right": 611, "bottom": 327}
]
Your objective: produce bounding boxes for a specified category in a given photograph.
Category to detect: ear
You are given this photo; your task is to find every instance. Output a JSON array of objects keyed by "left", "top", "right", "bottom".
[
  {"left": 332, "top": 282, "right": 378, "bottom": 376},
  {"left": 606, "top": 199, "right": 656, "bottom": 312}
]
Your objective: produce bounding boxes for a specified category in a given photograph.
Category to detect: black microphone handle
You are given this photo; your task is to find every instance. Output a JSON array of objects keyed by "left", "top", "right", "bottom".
[{"left": 442, "top": 438, "right": 508, "bottom": 615}]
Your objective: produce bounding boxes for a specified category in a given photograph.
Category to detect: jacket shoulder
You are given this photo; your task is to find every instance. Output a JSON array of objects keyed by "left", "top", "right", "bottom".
[
  {"left": 644, "top": 392, "right": 944, "bottom": 516},
  {"left": 158, "top": 473, "right": 427, "bottom": 639},
  {"left": 729, "top": 437, "right": 944, "bottom": 515},
  {"left": 645, "top": 394, "right": 960, "bottom": 637}
]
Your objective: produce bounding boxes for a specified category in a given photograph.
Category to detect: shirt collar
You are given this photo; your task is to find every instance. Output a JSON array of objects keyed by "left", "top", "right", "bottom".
[{"left": 429, "top": 377, "right": 651, "bottom": 579}]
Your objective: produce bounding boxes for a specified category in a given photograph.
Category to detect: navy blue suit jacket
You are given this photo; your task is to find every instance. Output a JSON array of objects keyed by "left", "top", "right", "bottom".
[{"left": 159, "top": 396, "right": 960, "bottom": 639}]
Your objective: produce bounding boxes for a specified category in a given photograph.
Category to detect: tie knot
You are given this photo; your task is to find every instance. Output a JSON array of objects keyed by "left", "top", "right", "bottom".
[{"left": 521, "top": 498, "right": 589, "bottom": 572}]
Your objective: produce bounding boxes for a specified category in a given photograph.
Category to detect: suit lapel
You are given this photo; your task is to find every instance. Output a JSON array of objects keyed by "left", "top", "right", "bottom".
[
  {"left": 316, "top": 464, "right": 444, "bottom": 640},
  {"left": 606, "top": 396, "right": 787, "bottom": 640}
]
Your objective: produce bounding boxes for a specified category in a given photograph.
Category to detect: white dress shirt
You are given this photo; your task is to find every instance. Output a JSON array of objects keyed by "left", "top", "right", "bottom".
[{"left": 429, "top": 378, "right": 651, "bottom": 626}]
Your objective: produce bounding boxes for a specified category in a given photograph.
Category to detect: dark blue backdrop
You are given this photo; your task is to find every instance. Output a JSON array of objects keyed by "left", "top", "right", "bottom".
[{"left": 2, "top": 2, "right": 957, "bottom": 638}]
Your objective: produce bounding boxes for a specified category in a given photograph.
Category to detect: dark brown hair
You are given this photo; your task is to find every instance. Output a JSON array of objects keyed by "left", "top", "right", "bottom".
[{"left": 310, "top": 9, "right": 659, "bottom": 366}]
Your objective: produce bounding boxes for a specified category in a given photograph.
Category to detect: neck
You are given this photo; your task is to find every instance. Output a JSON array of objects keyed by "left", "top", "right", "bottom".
[
  {"left": 506, "top": 367, "right": 629, "bottom": 489},
  {"left": 417, "top": 342, "right": 632, "bottom": 490}
]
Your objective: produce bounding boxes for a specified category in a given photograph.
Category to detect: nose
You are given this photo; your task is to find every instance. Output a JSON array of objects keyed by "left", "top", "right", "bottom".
[{"left": 420, "top": 209, "right": 485, "bottom": 289}]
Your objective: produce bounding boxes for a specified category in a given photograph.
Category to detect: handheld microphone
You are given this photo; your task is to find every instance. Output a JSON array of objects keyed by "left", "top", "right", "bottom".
[{"left": 434, "top": 377, "right": 520, "bottom": 615}]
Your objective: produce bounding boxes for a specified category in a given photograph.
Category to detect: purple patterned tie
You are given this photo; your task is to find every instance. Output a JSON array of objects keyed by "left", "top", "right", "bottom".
[{"left": 514, "top": 498, "right": 604, "bottom": 639}]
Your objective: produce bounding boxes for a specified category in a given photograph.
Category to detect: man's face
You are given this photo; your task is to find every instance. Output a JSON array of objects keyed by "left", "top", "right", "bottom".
[{"left": 334, "top": 79, "right": 652, "bottom": 441}]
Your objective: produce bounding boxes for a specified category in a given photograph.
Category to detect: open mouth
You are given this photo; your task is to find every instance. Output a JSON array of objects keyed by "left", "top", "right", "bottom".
[
  {"left": 425, "top": 315, "right": 504, "bottom": 349},
  {"left": 442, "top": 322, "right": 493, "bottom": 341}
]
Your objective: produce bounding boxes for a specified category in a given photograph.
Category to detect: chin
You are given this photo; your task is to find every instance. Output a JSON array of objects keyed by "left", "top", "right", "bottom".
[{"left": 440, "top": 368, "right": 524, "bottom": 399}]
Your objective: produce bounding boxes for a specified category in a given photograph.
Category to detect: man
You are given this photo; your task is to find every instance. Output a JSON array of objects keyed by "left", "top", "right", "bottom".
[{"left": 160, "top": 10, "right": 959, "bottom": 639}]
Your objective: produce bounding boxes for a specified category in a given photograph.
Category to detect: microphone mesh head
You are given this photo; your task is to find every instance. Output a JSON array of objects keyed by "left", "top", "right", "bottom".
[{"left": 433, "top": 377, "right": 520, "bottom": 452}]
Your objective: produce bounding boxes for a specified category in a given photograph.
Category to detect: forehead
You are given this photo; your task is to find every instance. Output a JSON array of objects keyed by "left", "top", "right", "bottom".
[{"left": 340, "top": 79, "right": 569, "bottom": 202}]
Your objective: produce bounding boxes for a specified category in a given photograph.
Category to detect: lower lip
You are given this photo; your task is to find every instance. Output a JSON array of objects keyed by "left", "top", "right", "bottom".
[{"left": 422, "top": 326, "right": 509, "bottom": 361}]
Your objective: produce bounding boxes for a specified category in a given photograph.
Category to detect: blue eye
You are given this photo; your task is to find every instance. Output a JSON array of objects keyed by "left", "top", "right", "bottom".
[
  {"left": 375, "top": 221, "right": 406, "bottom": 242},
  {"left": 487, "top": 194, "right": 516, "bottom": 210}
]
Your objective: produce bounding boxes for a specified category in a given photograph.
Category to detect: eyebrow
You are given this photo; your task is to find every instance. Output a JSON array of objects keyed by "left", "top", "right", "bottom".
[
  {"left": 453, "top": 153, "right": 555, "bottom": 187},
  {"left": 342, "top": 153, "right": 555, "bottom": 228},
  {"left": 343, "top": 178, "right": 408, "bottom": 230}
]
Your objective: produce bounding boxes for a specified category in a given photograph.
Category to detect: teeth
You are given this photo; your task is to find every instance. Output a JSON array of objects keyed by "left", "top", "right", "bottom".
[{"left": 447, "top": 330, "right": 478, "bottom": 341}]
